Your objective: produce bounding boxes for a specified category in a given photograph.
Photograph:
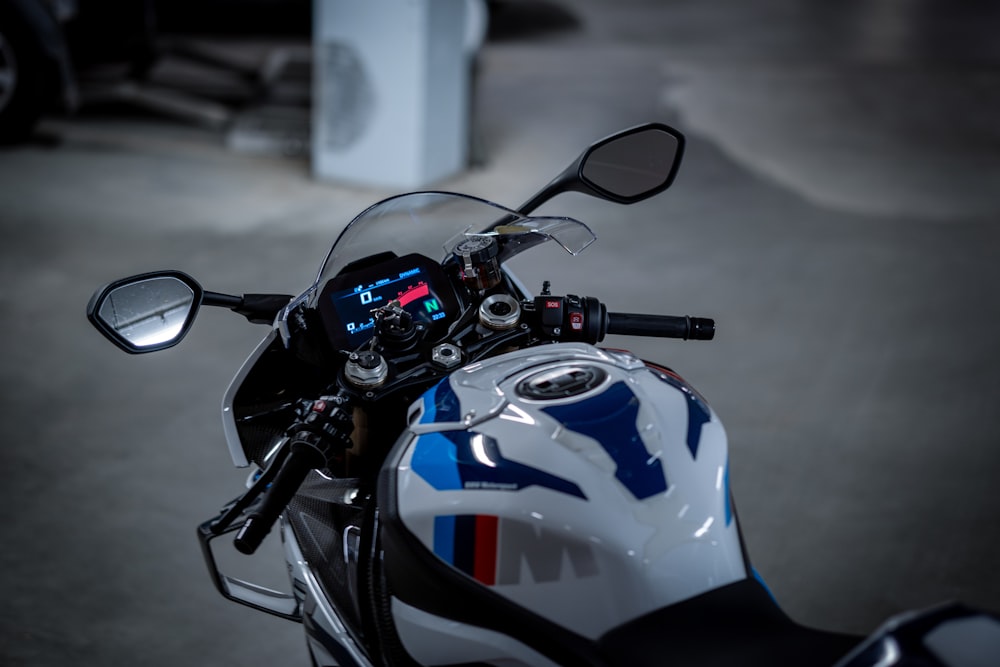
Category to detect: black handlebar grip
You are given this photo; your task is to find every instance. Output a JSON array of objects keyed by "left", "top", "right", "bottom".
[
  {"left": 233, "top": 445, "right": 320, "bottom": 555},
  {"left": 606, "top": 313, "right": 715, "bottom": 340}
]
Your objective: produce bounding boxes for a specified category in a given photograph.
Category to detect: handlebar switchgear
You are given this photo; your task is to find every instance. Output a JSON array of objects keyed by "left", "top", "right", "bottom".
[
  {"left": 533, "top": 295, "right": 715, "bottom": 342},
  {"left": 233, "top": 393, "right": 354, "bottom": 555}
]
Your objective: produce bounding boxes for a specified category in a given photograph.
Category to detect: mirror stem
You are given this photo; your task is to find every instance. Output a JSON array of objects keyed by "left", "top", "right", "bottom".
[
  {"left": 203, "top": 291, "right": 243, "bottom": 309},
  {"left": 202, "top": 291, "right": 295, "bottom": 325}
]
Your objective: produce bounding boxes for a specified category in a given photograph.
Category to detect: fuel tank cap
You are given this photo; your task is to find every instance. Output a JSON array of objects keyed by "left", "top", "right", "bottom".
[{"left": 516, "top": 364, "right": 609, "bottom": 401}]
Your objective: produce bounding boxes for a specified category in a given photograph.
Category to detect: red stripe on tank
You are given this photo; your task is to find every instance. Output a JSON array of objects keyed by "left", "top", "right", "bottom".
[{"left": 473, "top": 515, "right": 498, "bottom": 585}]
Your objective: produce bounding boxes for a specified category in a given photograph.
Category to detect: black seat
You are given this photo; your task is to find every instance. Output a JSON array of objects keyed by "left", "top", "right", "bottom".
[{"left": 598, "top": 577, "right": 862, "bottom": 667}]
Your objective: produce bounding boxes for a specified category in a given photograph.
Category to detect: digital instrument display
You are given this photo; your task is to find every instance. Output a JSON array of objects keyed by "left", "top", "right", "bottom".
[{"left": 318, "top": 253, "right": 459, "bottom": 350}]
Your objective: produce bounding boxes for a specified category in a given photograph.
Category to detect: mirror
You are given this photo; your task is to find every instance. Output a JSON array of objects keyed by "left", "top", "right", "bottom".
[
  {"left": 580, "top": 126, "right": 683, "bottom": 201},
  {"left": 88, "top": 272, "right": 202, "bottom": 353},
  {"left": 98, "top": 277, "right": 195, "bottom": 348},
  {"left": 513, "top": 123, "right": 685, "bottom": 215}
]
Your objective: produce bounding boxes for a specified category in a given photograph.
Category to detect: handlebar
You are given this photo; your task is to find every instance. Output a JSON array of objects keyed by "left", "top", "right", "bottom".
[
  {"left": 532, "top": 295, "right": 715, "bottom": 342},
  {"left": 232, "top": 393, "right": 354, "bottom": 555},
  {"left": 233, "top": 437, "right": 326, "bottom": 554},
  {"left": 229, "top": 298, "right": 710, "bottom": 556},
  {"left": 605, "top": 312, "right": 715, "bottom": 341}
]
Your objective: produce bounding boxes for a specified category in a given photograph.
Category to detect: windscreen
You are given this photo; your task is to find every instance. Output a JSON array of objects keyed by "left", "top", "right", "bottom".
[{"left": 281, "top": 192, "right": 596, "bottom": 318}]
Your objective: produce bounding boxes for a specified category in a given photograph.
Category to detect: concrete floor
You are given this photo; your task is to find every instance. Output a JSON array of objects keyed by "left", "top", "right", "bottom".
[{"left": 2, "top": 1, "right": 1000, "bottom": 665}]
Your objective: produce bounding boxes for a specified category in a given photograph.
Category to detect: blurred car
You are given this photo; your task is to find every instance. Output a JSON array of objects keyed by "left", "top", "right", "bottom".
[
  {"left": 0, "top": 0, "right": 77, "bottom": 143},
  {"left": 0, "top": 0, "right": 308, "bottom": 143}
]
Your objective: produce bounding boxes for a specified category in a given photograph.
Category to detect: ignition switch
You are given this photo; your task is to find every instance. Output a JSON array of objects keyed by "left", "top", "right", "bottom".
[{"left": 376, "top": 300, "right": 418, "bottom": 350}]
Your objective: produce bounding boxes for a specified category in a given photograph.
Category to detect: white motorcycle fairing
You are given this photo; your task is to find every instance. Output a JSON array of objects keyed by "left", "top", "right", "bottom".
[{"left": 378, "top": 342, "right": 747, "bottom": 664}]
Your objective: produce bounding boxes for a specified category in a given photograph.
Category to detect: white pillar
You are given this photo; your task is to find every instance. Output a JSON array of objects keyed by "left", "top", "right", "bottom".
[{"left": 312, "top": 0, "right": 473, "bottom": 189}]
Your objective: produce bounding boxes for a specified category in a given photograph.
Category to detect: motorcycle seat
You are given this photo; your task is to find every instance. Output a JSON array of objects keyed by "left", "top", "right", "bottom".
[{"left": 598, "top": 577, "right": 861, "bottom": 667}]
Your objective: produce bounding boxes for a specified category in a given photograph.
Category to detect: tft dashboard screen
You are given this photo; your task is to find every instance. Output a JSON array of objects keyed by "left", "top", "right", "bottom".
[{"left": 318, "top": 253, "right": 459, "bottom": 350}]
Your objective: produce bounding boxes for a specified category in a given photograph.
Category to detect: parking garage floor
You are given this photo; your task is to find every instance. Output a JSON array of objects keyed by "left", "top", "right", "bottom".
[{"left": 2, "top": 1, "right": 1000, "bottom": 665}]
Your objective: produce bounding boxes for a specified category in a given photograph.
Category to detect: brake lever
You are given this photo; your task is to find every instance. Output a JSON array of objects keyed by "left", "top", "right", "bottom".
[
  {"left": 232, "top": 391, "right": 355, "bottom": 555},
  {"left": 208, "top": 440, "right": 290, "bottom": 535},
  {"left": 207, "top": 389, "right": 349, "bottom": 537}
]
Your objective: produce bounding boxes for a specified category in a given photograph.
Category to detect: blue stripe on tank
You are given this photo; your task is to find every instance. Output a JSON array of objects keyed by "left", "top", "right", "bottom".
[
  {"left": 542, "top": 382, "right": 667, "bottom": 500},
  {"left": 433, "top": 515, "right": 456, "bottom": 565},
  {"left": 420, "top": 377, "right": 461, "bottom": 424}
]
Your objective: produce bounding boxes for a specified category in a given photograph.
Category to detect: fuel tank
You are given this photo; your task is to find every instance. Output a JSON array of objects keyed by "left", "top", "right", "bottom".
[{"left": 383, "top": 342, "right": 747, "bottom": 657}]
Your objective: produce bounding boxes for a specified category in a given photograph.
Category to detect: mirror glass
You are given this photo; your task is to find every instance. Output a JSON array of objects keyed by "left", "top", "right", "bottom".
[
  {"left": 97, "top": 277, "right": 196, "bottom": 348},
  {"left": 581, "top": 128, "right": 680, "bottom": 198}
]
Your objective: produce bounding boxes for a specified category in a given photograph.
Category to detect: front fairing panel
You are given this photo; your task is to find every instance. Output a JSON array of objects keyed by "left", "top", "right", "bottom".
[{"left": 286, "top": 474, "right": 370, "bottom": 644}]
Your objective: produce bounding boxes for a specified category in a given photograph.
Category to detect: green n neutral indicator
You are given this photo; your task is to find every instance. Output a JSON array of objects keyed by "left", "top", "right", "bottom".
[{"left": 424, "top": 299, "right": 440, "bottom": 313}]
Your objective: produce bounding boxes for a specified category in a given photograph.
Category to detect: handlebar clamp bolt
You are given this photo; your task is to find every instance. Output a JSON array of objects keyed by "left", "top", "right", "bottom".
[
  {"left": 345, "top": 351, "right": 388, "bottom": 388},
  {"left": 431, "top": 343, "right": 463, "bottom": 369}
]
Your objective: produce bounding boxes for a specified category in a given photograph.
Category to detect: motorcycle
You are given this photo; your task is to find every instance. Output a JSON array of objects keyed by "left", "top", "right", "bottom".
[{"left": 87, "top": 123, "right": 998, "bottom": 666}]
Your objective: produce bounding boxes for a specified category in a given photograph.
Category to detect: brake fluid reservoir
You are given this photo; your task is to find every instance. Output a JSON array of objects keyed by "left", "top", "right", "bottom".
[{"left": 455, "top": 236, "right": 501, "bottom": 291}]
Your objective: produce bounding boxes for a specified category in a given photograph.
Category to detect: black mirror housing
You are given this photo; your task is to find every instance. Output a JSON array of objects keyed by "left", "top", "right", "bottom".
[
  {"left": 515, "top": 122, "right": 685, "bottom": 214},
  {"left": 578, "top": 123, "right": 685, "bottom": 204},
  {"left": 87, "top": 270, "right": 204, "bottom": 354}
]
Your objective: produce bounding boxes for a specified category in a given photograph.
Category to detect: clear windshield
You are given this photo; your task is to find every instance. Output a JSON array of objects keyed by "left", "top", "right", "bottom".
[{"left": 296, "top": 192, "right": 596, "bottom": 309}]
